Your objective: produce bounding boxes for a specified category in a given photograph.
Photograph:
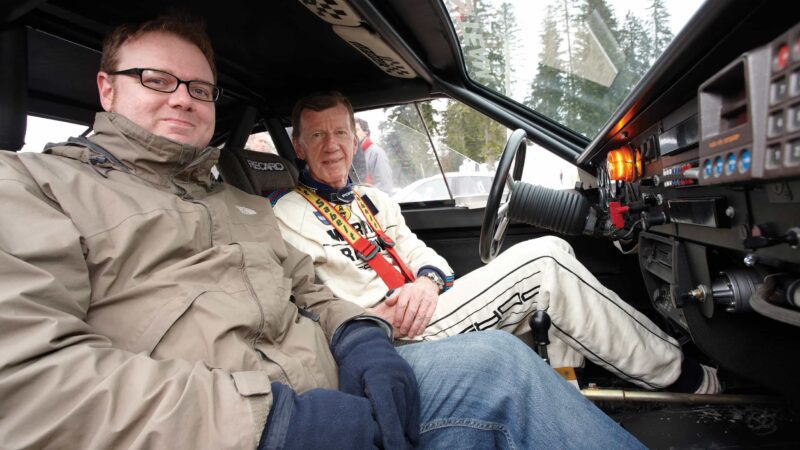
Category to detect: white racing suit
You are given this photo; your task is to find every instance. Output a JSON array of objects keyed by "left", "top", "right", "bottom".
[{"left": 272, "top": 184, "right": 682, "bottom": 390}]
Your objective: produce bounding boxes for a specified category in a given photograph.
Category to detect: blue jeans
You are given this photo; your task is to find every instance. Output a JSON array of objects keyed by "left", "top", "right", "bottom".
[{"left": 396, "top": 330, "right": 644, "bottom": 449}]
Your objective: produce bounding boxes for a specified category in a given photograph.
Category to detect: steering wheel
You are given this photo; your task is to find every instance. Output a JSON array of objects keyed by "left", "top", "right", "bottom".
[{"left": 479, "top": 129, "right": 526, "bottom": 263}]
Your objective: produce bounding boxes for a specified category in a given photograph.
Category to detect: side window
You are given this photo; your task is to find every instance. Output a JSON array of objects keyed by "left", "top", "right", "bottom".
[
  {"left": 520, "top": 140, "right": 581, "bottom": 190},
  {"left": 244, "top": 131, "right": 278, "bottom": 154},
  {"left": 21, "top": 116, "right": 89, "bottom": 153},
  {"left": 357, "top": 99, "right": 579, "bottom": 207},
  {"left": 353, "top": 104, "right": 437, "bottom": 196}
]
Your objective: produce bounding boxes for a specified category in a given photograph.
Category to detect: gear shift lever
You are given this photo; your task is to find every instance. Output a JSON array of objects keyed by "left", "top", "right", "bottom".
[{"left": 529, "top": 310, "right": 551, "bottom": 365}]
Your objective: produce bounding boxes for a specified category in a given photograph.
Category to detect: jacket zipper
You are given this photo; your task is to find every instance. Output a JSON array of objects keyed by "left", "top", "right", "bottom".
[
  {"left": 185, "top": 182, "right": 288, "bottom": 386},
  {"left": 190, "top": 199, "right": 215, "bottom": 250},
  {"left": 241, "top": 267, "right": 267, "bottom": 347}
]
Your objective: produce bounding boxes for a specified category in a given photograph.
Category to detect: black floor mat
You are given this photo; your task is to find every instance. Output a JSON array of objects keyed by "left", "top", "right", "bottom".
[{"left": 605, "top": 403, "right": 800, "bottom": 449}]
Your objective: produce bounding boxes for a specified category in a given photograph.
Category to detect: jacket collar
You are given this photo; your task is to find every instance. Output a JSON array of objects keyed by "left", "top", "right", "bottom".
[
  {"left": 47, "top": 112, "right": 219, "bottom": 189},
  {"left": 299, "top": 168, "right": 355, "bottom": 205}
]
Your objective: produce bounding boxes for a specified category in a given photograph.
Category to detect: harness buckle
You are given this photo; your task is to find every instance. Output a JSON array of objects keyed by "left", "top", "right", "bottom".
[
  {"left": 356, "top": 243, "right": 380, "bottom": 261},
  {"left": 377, "top": 234, "right": 395, "bottom": 248}
]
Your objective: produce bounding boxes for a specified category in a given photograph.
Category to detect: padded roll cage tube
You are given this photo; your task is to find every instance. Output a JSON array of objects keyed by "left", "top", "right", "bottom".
[
  {"left": 346, "top": 0, "right": 586, "bottom": 164},
  {"left": 265, "top": 117, "right": 301, "bottom": 167},
  {"left": 0, "top": 24, "right": 28, "bottom": 151},
  {"left": 226, "top": 104, "right": 259, "bottom": 149}
]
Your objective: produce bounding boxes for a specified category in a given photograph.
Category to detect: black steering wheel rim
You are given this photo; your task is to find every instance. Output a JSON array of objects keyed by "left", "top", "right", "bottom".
[{"left": 479, "top": 129, "right": 527, "bottom": 263}]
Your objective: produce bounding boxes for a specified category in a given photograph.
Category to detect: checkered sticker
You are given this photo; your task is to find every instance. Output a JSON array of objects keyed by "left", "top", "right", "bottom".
[
  {"left": 298, "top": 0, "right": 361, "bottom": 27},
  {"left": 333, "top": 25, "right": 417, "bottom": 79}
]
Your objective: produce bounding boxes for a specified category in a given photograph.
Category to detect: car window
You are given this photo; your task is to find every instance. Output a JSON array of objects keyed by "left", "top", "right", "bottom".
[
  {"left": 21, "top": 116, "right": 89, "bottom": 153},
  {"left": 358, "top": 99, "right": 579, "bottom": 207},
  {"left": 443, "top": 0, "right": 702, "bottom": 139},
  {"left": 244, "top": 131, "right": 278, "bottom": 154}
]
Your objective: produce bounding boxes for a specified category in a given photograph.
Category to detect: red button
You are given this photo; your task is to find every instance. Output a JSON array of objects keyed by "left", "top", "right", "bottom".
[{"left": 775, "top": 43, "right": 790, "bottom": 71}]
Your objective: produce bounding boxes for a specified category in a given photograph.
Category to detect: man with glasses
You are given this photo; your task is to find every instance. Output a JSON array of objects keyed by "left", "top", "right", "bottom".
[{"left": 0, "top": 15, "right": 643, "bottom": 450}]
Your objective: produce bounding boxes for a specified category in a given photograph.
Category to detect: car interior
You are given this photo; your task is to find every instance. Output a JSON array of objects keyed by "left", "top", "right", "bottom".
[{"left": 2, "top": 0, "right": 800, "bottom": 447}]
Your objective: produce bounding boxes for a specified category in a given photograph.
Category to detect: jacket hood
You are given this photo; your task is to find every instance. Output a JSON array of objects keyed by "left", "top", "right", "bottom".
[{"left": 47, "top": 112, "right": 219, "bottom": 189}]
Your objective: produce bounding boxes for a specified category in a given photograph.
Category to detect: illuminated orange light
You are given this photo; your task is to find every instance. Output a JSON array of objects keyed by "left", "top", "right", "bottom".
[{"left": 607, "top": 146, "right": 640, "bottom": 182}]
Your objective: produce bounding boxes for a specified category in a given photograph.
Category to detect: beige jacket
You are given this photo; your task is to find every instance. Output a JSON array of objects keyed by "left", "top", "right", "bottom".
[{"left": 0, "top": 113, "right": 365, "bottom": 449}]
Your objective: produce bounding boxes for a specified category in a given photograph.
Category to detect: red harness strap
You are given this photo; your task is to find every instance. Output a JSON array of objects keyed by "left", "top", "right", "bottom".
[
  {"left": 295, "top": 185, "right": 413, "bottom": 290},
  {"left": 352, "top": 192, "right": 416, "bottom": 283}
]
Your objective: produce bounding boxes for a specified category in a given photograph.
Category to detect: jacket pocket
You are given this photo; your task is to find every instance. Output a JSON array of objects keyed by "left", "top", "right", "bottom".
[
  {"left": 127, "top": 288, "right": 207, "bottom": 356},
  {"left": 232, "top": 370, "right": 272, "bottom": 396}
]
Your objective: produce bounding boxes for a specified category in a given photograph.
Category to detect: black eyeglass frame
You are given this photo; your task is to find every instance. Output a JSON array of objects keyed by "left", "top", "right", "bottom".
[{"left": 109, "top": 68, "right": 222, "bottom": 102}]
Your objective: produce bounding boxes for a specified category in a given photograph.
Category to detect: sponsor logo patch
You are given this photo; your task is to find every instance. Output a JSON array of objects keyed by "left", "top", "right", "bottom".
[{"left": 236, "top": 205, "right": 257, "bottom": 215}]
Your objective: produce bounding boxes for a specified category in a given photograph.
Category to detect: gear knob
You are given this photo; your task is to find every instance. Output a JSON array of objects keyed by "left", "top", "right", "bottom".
[
  {"left": 530, "top": 310, "right": 551, "bottom": 345},
  {"left": 529, "top": 310, "right": 551, "bottom": 364}
]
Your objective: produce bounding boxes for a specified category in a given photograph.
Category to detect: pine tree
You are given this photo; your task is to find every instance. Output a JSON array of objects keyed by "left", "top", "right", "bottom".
[
  {"left": 619, "top": 10, "right": 651, "bottom": 77},
  {"left": 441, "top": 101, "right": 507, "bottom": 165},
  {"left": 525, "top": 5, "right": 566, "bottom": 122},
  {"left": 488, "top": 2, "right": 519, "bottom": 96},
  {"left": 377, "top": 103, "right": 440, "bottom": 188},
  {"left": 607, "top": 11, "right": 651, "bottom": 106},
  {"left": 647, "top": 0, "right": 673, "bottom": 63},
  {"left": 568, "top": 0, "right": 622, "bottom": 137},
  {"left": 439, "top": 0, "right": 513, "bottom": 164}
]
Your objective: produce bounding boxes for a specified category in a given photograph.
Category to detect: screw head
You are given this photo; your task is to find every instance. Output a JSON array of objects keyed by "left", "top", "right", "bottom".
[{"left": 743, "top": 254, "right": 757, "bottom": 267}]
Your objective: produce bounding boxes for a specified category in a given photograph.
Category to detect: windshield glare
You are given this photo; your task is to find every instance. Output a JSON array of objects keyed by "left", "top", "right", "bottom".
[{"left": 444, "top": 0, "right": 703, "bottom": 138}]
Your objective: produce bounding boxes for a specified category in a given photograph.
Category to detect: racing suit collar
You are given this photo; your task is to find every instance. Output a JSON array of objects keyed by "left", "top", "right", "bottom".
[{"left": 299, "top": 168, "right": 355, "bottom": 205}]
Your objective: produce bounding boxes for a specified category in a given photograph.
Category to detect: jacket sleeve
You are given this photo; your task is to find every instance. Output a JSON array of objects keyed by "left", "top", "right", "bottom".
[
  {"left": 0, "top": 157, "right": 267, "bottom": 450},
  {"left": 280, "top": 240, "right": 372, "bottom": 341},
  {"left": 368, "top": 144, "right": 393, "bottom": 193}
]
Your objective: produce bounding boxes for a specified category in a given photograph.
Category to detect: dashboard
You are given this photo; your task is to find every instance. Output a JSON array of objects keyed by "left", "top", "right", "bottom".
[{"left": 586, "top": 14, "right": 800, "bottom": 398}]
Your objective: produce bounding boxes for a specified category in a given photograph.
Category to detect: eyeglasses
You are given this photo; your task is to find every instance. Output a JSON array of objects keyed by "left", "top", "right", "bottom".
[{"left": 109, "top": 68, "right": 222, "bottom": 102}]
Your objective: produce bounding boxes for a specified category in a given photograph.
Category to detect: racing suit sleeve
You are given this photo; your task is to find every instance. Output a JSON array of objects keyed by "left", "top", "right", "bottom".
[
  {"left": 0, "top": 158, "right": 268, "bottom": 449},
  {"left": 374, "top": 189, "right": 454, "bottom": 287}
]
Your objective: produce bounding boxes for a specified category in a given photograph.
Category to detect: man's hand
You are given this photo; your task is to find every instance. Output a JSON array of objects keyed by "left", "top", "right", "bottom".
[
  {"left": 331, "top": 321, "right": 420, "bottom": 449},
  {"left": 383, "top": 277, "right": 439, "bottom": 338}
]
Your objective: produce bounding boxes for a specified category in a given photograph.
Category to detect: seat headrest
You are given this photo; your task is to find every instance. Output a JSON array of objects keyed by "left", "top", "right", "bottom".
[{"left": 218, "top": 148, "right": 298, "bottom": 196}]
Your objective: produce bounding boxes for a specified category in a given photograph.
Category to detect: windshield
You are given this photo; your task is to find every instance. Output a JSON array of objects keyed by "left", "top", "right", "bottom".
[{"left": 443, "top": 0, "right": 703, "bottom": 139}]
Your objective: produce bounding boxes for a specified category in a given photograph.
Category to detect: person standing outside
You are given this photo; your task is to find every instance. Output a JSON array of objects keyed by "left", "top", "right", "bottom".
[{"left": 355, "top": 116, "right": 393, "bottom": 193}]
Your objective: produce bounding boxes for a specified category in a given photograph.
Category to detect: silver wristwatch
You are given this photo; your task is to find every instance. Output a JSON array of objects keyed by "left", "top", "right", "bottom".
[{"left": 421, "top": 271, "right": 445, "bottom": 294}]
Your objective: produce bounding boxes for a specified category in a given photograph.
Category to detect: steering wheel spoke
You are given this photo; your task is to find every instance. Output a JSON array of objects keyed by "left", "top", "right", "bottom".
[
  {"left": 505, "top": 175, "right": 516, "bottom": 191},
  {"left": 493, "top": 215, "right": 509, "bottom": 243},
  {"left": 497, "top": 201, "right": 509, "bottom": 220},
  {"left": 479, "top": 129, "right": 527, "bottom": 263}
]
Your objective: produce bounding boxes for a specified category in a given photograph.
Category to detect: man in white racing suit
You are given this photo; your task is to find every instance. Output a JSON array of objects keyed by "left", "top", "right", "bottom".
[{"left": 271, "top": 91, "right": 721, "bottom": 394}]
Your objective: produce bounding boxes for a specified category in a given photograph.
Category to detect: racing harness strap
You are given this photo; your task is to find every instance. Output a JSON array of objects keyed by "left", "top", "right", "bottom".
[{"left": 295, "top": 184, "right": 415, "bottom": 290}]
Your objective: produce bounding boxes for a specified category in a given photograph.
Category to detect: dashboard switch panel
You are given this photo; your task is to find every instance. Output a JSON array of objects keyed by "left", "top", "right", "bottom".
[
  {"left": 698, "top": 48, "right": 768, "bottom": 185},
  {"left": 765, "top": 24, "right": 800, "bottom": 178},
  {"left": 699, "top": 21, "right": 800, "bottom": 185}
]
